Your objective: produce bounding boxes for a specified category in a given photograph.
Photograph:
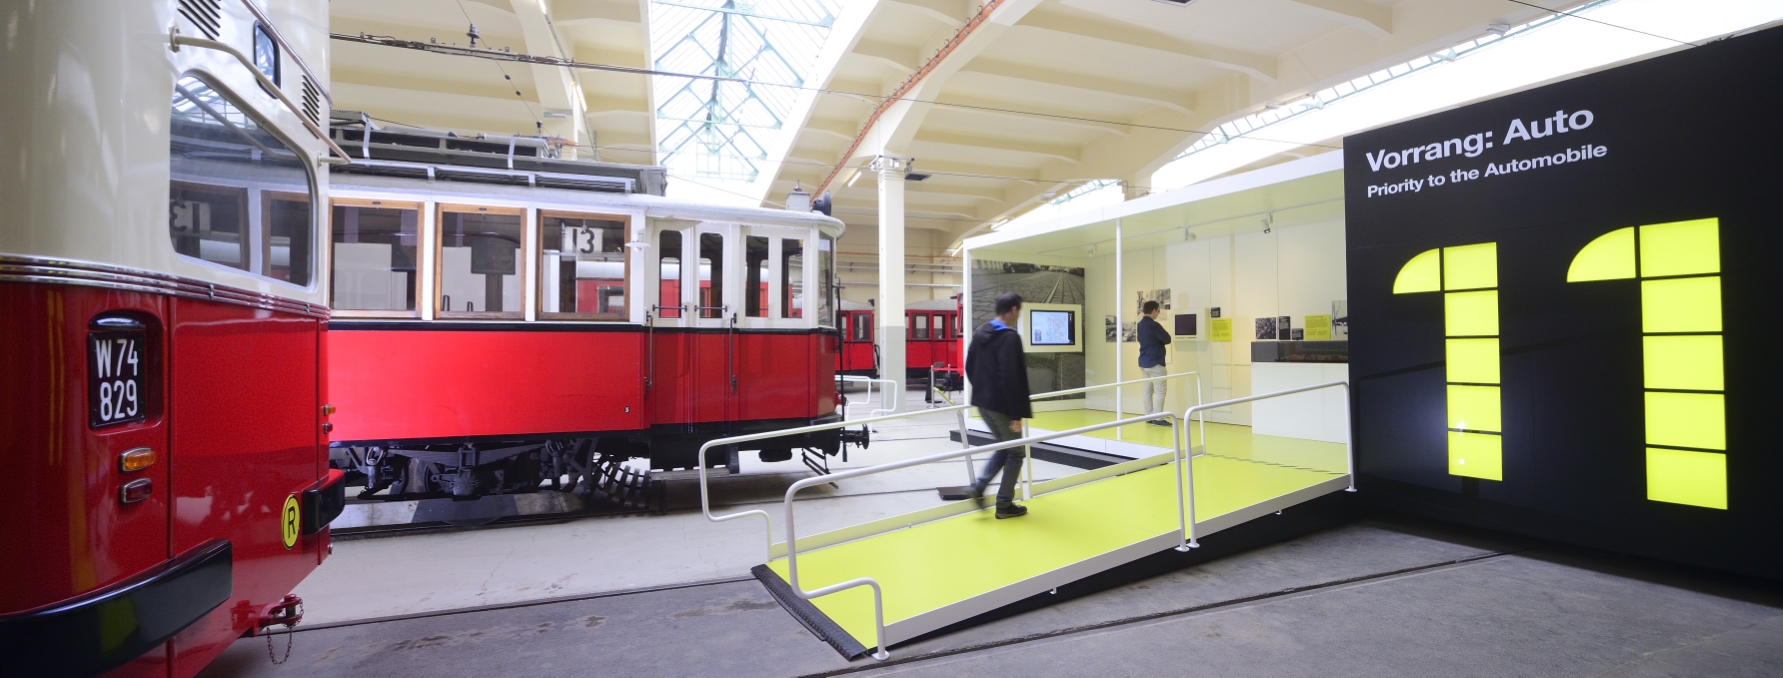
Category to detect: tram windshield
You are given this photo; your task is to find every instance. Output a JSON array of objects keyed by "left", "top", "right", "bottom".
[{"left": 168, "top": 75, "right": 315, "bottom": 285}]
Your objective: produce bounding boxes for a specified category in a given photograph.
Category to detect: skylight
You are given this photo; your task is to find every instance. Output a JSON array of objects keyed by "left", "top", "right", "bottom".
[{"left": 649, "top": 0, "right": 842, "bottom": 199}]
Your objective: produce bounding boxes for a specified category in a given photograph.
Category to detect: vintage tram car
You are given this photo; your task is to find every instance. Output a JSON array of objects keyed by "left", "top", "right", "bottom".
[
  {"left": 836, "top": 298, "right": 964, "bottom": 385},
  {"left": 0, "top": 1, "right": 346, "bottom": 675},
  {"left": 320, "top": 120, "right": 857, "bottom": 507}
]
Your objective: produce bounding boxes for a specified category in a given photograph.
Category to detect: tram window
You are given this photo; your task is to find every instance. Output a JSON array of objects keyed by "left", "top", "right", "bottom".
[
  {"left": 853, "top": 314, "right": 871, "bottom": 342},
  {"left": 659, "top": 230, "right": 682, "bottom": 318},
  {"left": 331, "top": 203, "right": 418, "bottom": 313},
  {"left": 937, "top": 314, "right": 950, "bottom": 340},
  {"left": 265, "top": 193, "right": 311, "bottom": 285},
  {"left": 745, "top": 236, "right": 770, "bottom": 318},
  {"left": 817, "top": 235, "right": 836, "bottom": 327},
  {"left": 782, "top": 238, "right": 803, "bottom": 319},
  {"left": 170, "top": 182, "right": 248, "bottom": 270},
  {"left": 540, "top": 213, "right": 627, "bottom": 320},
  {"left": 437, "top": 207, "right": 523, "bottom": 317},
  {"left": 699, "top": 232, "right": 724, "bottom": 319},
  {"left": 913, "top": 314, "right": 930, "bottom": 340},
  {"left": 169, "top": 75, "right": 314, "bottom": 284}
]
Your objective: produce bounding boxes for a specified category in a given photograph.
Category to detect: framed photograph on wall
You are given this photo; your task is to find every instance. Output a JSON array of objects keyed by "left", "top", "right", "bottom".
[{"left": 1255, "top": 316, "right": 1277, "bottom": 340}]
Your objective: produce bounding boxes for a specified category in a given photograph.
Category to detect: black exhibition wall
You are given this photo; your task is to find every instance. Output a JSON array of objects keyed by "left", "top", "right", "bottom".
[{"left": 1345, "top": 25, "right": 1783, "bottom": 579}]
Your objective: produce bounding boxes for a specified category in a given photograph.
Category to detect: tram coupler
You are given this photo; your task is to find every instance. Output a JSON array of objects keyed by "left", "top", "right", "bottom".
[
  {"left": 839, "top": 424, "right": 870, "bottom": 451},
  {"left": 257, "top": 594, "right": 305, "bottom": 632}
]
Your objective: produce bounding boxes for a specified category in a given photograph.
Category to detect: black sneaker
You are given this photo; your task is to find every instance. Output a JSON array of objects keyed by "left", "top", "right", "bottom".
[
  {"left": 968, "top": 485, "right": 988, "bottom": 509},
  {"left": 995, "top": 504, "right": 1028, "bottom": 519},
  {"left": 1146, "top": 419, "right": 1173, "bottom": 427}
]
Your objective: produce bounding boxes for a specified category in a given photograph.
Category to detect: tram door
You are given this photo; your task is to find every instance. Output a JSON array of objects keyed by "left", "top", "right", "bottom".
[{"left": 647, "top": 221, "right": 738, "bottom": 443}]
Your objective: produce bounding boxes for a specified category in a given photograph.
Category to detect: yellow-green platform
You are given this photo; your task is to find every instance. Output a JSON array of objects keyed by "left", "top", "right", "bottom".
[{"left": 757, "top": 428, "right": 1350, "bottom": 656}]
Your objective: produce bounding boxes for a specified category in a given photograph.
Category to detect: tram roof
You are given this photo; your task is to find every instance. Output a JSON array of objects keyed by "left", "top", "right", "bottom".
[{"left": 330, "top": 171, "right": 847, "bottom": 239}]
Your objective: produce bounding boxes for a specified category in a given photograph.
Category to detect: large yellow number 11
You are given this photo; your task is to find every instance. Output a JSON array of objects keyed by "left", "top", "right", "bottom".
[
  {"left": 1569, "top": 219, "right": 1727, "bottom": 509},
  {"left": 1393, "top": 242, "right": 1502, "bottom": 481}
]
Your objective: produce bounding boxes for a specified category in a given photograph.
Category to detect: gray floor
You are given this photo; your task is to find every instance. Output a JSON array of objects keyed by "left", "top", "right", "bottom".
[{"left": 200, "top": 515, "right": 1783, "bottom": 677}]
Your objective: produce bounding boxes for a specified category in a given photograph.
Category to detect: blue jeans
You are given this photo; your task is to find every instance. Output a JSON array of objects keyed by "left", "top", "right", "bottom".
[{"left": 975, "top": 408, "right": 1026, "bottom": 506}]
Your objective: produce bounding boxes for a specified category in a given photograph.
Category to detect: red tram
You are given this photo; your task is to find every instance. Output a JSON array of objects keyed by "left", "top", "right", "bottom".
[
  {"left": 835, "top": 298, "right": 965, "bottom": 383},
  {"left": 320, "top": 122, "right": 856, "bottom": 506},
  {"left": 0, "top": 1, "right": 345, "bottom": 675}
]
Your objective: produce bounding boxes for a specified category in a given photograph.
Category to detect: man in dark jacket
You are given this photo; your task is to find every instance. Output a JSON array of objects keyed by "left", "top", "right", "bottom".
[
  {"left": 1137, "top": 300, "right": 1172, "bottom": 426},
  {"left": 965, "top": 291, "right": 1032, "bottom": 518}
]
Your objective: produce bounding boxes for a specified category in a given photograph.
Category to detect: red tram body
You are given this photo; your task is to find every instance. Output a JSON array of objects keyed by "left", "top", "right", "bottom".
[
  {"left": 835, "top": 298, "right": 965, "bottom": 382},
  {"left": 319, "top": 122, "right": 853, "bottom": 504},
  {"left": 0, "top": 2, "right": 345, "bottom": 675}
]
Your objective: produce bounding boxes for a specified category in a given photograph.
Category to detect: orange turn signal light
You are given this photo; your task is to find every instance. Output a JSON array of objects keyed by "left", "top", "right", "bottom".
[{"left": 119, "top": 447, "right": 156, "bottom": 472}]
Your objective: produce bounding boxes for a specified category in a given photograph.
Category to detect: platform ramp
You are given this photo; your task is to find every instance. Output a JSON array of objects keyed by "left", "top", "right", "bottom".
[{"left": 750, "top": 382, "right": 1354, "bottom": 659}]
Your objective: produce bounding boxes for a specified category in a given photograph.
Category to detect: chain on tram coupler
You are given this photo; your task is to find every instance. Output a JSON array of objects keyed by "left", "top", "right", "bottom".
[{"left": 258, "top": 594, "right": 304, "bottom": 665}]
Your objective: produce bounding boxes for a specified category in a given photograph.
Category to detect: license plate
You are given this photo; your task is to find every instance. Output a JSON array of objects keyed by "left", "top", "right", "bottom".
[{"left": 89, "top": 330, "right": 146, "bottom": 428}]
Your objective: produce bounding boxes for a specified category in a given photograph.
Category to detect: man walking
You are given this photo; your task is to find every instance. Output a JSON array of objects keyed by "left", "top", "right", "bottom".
[
  {"left": 965, "top": 292, "right": 1032, "bottom": 519},
  {"left": 1138, "top": 300, "right": 1172, "bottom": 426}
]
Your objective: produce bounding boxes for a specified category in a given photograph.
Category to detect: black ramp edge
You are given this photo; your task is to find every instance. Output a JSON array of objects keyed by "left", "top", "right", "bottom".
[
  {"left": 904, "top": 489, "right": 1361, "bottom": 646},
  {"left": 752, "top": 564, "right": 870, "bottom": 660}
]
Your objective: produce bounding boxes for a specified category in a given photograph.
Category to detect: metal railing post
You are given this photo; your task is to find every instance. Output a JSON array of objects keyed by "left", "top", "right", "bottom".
[
  {"left": 1175, "top": 379, "right": 1354, "bottom": 547},
  {"left": 1021, "top": 418, "right": 1032, "bottom": 501},
  {"left": 1343, "top": 382, "right": 1356, "bottom": 492}
]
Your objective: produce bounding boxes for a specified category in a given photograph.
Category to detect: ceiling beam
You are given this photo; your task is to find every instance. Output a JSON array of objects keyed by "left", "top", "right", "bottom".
[
  {"left": 886, "top": 0, "right": 970, "bottom": 26},
  {"left": 851, "top": 39, "right": 922, "bottom": 73},
  {"left": 511, "top": 0, "right": 590, "bottom": 153},
  {"left": 931, "top": 91, "right": 1132, "bottom": 138},
  {"left": 1017, "top": 10, "right": 1277, "bottom": 82},
  {"left": 958, "top": 59, "right": 1195, "bottom": 115},
  {"left": 549, "top": 0, "right": 642, "bottom": 25},
  {"left": 912, "top": 129, "right": 1080, "bottom": 164},
  {"left": 1280, "top": 0, "right": 1392, "bottom": 37}
]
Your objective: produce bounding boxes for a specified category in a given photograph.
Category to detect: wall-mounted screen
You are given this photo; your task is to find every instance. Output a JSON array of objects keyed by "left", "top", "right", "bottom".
[
  {"left": 1020, "top": 302, "right": 1083, "bottom": 353},
  {"left": 1030, "top": 310, "right": 1075, "bottom": 346},
  {"left": 1174, "top": 313, "right": 1199, "bottom": 337}
]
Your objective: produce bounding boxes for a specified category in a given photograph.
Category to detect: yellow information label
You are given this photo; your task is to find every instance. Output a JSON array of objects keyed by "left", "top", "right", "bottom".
[
  {"left": 1305, "top": 314, "right": 1332, "bottom": 340},
  {"left": 1210, "top": 318, "right": 1232, "bottom": 342},
  {"left": 281, "top": 495, "right": 300, "bottom": 550}
]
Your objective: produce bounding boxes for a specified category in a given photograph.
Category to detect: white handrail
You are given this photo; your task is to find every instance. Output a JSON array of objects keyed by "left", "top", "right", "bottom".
[
  {"left": 697, "top": 403, "right": 974, "bottom": 558},
  {"left": 1031, "top": 370, "right": 1204, "bottom": 446},
  {"left": 1176, "top": 379, "right": 1356, "bottom": 549},
  {"left": 839, "top": 375, "right": 900, "bottom": 417},
  {"left": 781, "top": 411, "right": 1187, "bottom": 661}
]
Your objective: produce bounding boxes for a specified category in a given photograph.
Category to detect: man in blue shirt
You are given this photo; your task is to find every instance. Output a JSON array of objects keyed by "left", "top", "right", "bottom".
[{"left": 1137, "top": 300, "right": 1172, "bottom": 426}]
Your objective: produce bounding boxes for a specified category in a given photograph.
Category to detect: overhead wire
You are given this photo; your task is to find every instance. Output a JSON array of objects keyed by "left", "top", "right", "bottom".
[
  {"left": 451, "top": 0, "right": 546, "bottom": 138},
  {"left": 1501, "top": 0, "right": 1701, "bottom": 47}
]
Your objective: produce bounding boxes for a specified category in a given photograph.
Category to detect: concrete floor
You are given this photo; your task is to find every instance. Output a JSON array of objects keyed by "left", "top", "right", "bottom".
[
  {"left": 202, "top": 515, "right": 1783, "bottom": 677},
  {"left": 290, "top": 390, "right": 1076, "bottom": 625},
  {"left": 199, "top": 390, "right": 1783, "bottom": 677}
]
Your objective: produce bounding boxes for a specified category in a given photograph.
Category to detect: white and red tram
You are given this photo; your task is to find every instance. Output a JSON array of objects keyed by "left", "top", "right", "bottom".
[
  {"left": 320, "top": 122, "right": 856, "bottom": 506},
  {"left": 0, "top": 1, "right": 344, "bottom": 675}
]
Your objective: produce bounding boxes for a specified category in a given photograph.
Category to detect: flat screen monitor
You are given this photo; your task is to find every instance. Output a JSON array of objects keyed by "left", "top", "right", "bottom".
[
  {"left": 1029, "top": 310, "right": 1076, "bottom": 346},
  {"left": 1174, "top": 313, "right": 1198, "bottom": 337}
]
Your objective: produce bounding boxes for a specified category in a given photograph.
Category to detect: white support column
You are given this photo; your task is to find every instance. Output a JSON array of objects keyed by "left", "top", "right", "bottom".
[
  {"left": 960, "top": 247, "right": 973, "bottom": 405},
  {"left": 874, "top": 155, "right": 909, "bottom": 403},
  {"left": 1114, "top": 218, "right": 1123, "bottom": 440}
]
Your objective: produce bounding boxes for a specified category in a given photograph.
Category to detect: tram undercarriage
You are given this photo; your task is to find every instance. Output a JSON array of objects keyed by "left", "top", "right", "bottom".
[{"left": 329, "top": 418, "right": 868, "bottom": 512}]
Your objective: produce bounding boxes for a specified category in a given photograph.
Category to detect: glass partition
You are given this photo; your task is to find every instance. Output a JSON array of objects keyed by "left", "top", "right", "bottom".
[
  {"left": 437, "top": 206, "right": 524, "bottom": 318},
  {"left": 330, "top": 201, "right": 419, "bottom": 314},
  {"left": 540, "top": 213, "right": 628, "bottom": 320}
]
